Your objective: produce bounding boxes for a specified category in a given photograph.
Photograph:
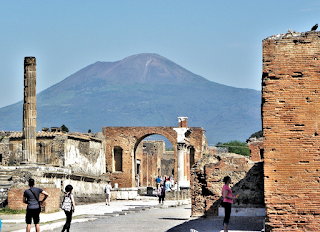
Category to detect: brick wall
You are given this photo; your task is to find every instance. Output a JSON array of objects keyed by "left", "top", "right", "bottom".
[
  {"left": 247, "top": 138, "right": 264, "bottom": 162},
  {"left": 263, "top": 31, "right": 320, "bottom": 231},
  {"left": 8, "top": 187, "right": 60, "bottom": 213}
]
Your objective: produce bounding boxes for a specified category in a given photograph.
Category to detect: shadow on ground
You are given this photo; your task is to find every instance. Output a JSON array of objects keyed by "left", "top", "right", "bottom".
[{"left": 165, "top": 214, "right": 265, "bottom": 232}]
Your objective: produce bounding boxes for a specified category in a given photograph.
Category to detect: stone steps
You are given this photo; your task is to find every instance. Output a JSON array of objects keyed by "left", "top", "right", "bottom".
[{"left": 0, "top": 170, "right": 13, "bottom": 206}]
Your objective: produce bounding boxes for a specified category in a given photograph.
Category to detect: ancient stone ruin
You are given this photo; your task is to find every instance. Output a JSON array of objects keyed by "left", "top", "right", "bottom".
[
  {"left": 263, "top": 30, "right": 320, "bottom": 231},
  {"left": 0, "top": 57, "right": 212, "bottom": 211},
  {"left": 102, "top": 122, "right": 207, "bottom": 189},
  {"left": 190, "top": 153, "right": 264, "bottom": 217}
]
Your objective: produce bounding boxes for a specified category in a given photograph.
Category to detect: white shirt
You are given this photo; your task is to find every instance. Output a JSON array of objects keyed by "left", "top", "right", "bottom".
[{"left": 105, "top": 184, "right": 112, "bottom": 194}]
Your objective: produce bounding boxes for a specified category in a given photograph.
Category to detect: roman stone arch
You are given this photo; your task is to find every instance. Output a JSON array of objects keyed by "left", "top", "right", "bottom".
[{"left": 102, "top": 126, "right": 207, "bottom": 188}]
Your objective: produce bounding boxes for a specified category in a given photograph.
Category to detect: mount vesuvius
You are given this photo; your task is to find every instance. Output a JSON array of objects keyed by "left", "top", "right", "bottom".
[{"left": 0, "top": 53, "right": 261, "bottom": 145}]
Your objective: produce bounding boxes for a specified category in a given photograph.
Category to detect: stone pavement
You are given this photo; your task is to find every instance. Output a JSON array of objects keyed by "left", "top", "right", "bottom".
[
  {"left": 1, "top": 196, "right": 264, "bottom": 232},
  {"left": 1, "top": 196, "right": 189, "bottom": 232}
]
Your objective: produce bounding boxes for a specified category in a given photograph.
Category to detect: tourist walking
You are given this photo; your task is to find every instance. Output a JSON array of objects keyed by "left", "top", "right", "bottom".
[
  {"left": 158, "top": 183, "right": 166, "bottom": 204},
  {"left": 221, "top": 176, "right": 238, "bottom": 232},
  {"left": 104, "top": 181, "right": 112, "bottom": 206},
  {"left": 156, "top": 176, "right": 161, "bottom": 188},
  {"left": 165, "top": 177, "right": 172, "bottom": 191},
  {"left": 135, "top": 174, "right": 140, "bottom": 187},
  {"left": 61, "top": 184, "right": 75, "bottom": 232},
  {"left": 23, "top": 178, "right": 49, "bottom": 232}
]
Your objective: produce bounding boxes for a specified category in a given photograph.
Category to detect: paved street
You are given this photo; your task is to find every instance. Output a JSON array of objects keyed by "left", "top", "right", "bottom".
[
  {"left": 49, "top": 204, "right": 264, "bottom": 232},
  {"left": 1, "top": 198, "right": 264, "bottom": 232}
]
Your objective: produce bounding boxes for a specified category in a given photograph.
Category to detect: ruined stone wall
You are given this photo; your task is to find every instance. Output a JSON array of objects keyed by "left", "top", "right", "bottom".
[
  {"left": 140, "top": 141, "right": 163, "bottom": 187},
  {"left": 247, "top": 137, "right": 264, "bottom": 162},
  {"left": 191, "top": 153, "right": 263, "bottom": 216},
  {"left": 207, "top": 146, "right": 218, "bottom": 155},
  {"left": 0, "top": 138, "right": 10, "bottom": 165},
  {"left": 65, "top": 136, "right": 106, "bottom": 175},
  {"left": 161, "top": 151, "right": 175, "bottom": 177},
  {"left": 136, "top": 141, "right": 174, "bottom": 186},
  {"left": 103, "top": 126, "right": 206, "bottom": 188},
  {"left": 7, "top": 139, "right": 23, "bottom": 165},
  {"left": 5, "top": 165, "right": 108, "bottom": 207},
  {"left": 2, "top": 132, "right": 106, "bottom": 176},
  {"left": 263, "top": 31, "right": 320, "bottom": 231},
  {"left": 189, "top": 128, "right": 208, "bottom": 162}
]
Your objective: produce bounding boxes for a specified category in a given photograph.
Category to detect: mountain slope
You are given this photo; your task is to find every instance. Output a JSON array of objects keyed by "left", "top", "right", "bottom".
[{"left": 0, "top": 53, "right": 261, "bottom": 144}]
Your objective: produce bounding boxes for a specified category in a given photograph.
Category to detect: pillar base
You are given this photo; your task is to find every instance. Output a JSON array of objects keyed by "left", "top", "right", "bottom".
[{"left": 177, "top": 181, "right": 190, "bottom": 188}]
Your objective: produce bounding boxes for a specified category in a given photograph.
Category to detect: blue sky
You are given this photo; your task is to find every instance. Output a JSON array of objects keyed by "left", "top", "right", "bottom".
[{"left": 0, "top": 1, "right": 319, "bottom": 108}]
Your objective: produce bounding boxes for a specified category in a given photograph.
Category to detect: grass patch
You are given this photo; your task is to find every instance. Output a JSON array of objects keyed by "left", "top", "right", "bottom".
[{"left": 0, "top": 206, "right": 26, "bottom": 214}]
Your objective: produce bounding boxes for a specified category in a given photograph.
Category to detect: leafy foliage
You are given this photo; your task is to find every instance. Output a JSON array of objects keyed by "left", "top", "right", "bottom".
[{"left": 216, "top": 140, "right": 250, "bottom": 156}]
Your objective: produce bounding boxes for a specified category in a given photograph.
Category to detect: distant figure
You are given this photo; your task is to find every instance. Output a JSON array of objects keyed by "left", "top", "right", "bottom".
[
  {"left": 104, "top": 181, "right": 112, "bottom": 206},
  {"left": 61, "top": 185, "right": 75, "bottom": 232},
  {"left": 165, "top": 178, "right": 172, "bottom": 191},
  {"left": 156, "top": 176, "right": 161, "bottom": 188},
  {"left": 221, "top": 176, "right": 238, "bottom": 232},
  {"left": 135, "top": 174, "right": 139, "bottom": 187},
  {"left": 23, "top": 178, "right": 49, "bottom": 232},
  {"left": 311, "top": 23, "right": 318, "bottom": 31},
  {"left": 157, "top": 184, "right": 166, "bottom": 204}
]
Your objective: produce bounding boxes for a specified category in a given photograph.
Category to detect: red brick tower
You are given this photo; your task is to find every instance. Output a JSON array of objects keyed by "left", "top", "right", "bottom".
[{"left": 263, "top": 31, "right": 320, "bottom": 231}]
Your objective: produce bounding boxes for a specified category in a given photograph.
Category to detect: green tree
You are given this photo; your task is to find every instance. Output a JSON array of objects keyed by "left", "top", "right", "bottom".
[
  {"left": 216, "top": 140, "right": 250, "bottom": 156},
  {"left": 61, "top": 124, "right": 69, "bottom": 133}
]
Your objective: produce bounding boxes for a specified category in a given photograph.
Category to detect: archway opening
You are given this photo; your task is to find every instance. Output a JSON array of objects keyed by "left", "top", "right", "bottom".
[{"left": 134, "top": 134, "right": 174, "bottom": 187}]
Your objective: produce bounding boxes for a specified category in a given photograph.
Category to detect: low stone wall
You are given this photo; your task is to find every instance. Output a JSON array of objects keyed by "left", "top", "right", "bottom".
[
  {"left": 165, "top": 189, "right": 190, "bottom": 200},
  {"left": 8, "top": 186, "right": 60, "bottom": 213},
  {"left": 111, "top": 188, "right": 138, "bottom": 200},
  {"left": 3, "top": 166, "right": 109, "bottom": 207}
]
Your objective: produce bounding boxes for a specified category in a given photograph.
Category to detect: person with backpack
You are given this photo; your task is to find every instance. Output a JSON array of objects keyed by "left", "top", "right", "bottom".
[
  {"left": 23, "top": 178, "right": 49, "bottom": 232},
  {"left": 61, "top": 185, "right": 75, "bottom": 232},
  {"left": 158, "top": 183, "right": 166, "bottom": 204},
  {"left": 104, "top": 181, "right": 112, "bottom": 206}
]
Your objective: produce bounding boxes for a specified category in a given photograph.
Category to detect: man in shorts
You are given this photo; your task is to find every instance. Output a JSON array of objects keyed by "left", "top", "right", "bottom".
[
  {"left": 104, "top": 181, "right": 112, "bottom": 206},
  {"left": 23, "top": 178, "right": 49, "bottom": 232}
]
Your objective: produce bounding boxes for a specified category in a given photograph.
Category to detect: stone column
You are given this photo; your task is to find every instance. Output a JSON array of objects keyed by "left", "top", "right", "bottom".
[
  {"left": 173, "top": 117, "right": 190, "bottom": 190},
  {"left": 22, "top": 57, "right": 37, "bottom": 164},
  {"left": 176, "top": 143, "right": 190, "bottom": 189}
]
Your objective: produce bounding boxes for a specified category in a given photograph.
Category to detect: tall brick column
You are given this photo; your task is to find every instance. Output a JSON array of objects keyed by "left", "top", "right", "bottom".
[
  {"left": 262, "top": 31, "right": 320, "bottom": 231},
  {"left": 22, "top": 57, "right": 37, "bottom": 164}
]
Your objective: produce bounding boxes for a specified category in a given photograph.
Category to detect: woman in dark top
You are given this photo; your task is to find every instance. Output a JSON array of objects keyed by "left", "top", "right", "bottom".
[{"left": 23, "top": 178, "right": 49, "bottom": 232}]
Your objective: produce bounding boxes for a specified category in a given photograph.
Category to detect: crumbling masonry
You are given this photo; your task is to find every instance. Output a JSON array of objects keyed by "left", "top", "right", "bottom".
[{"left": 263, "top": 31, "right": 320, "bottom": 231}]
